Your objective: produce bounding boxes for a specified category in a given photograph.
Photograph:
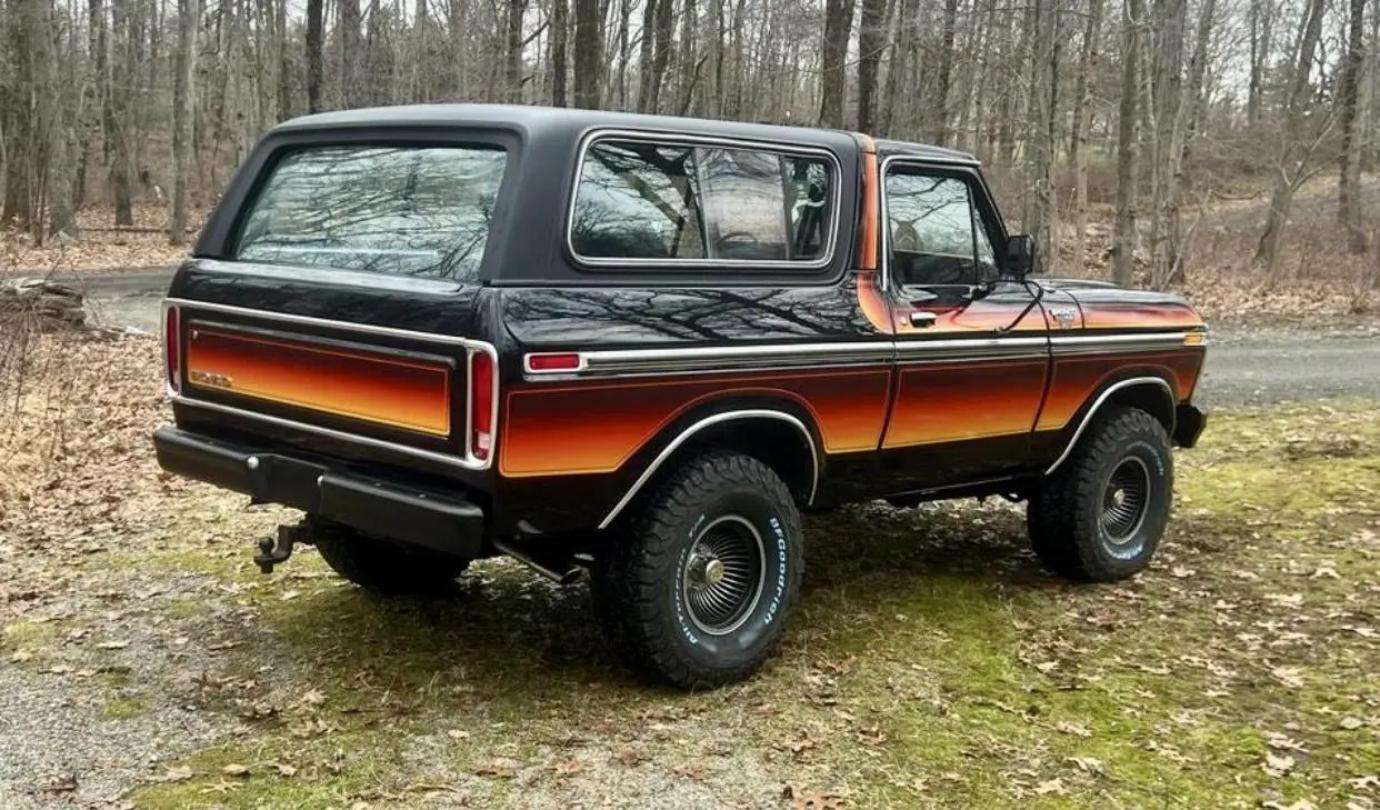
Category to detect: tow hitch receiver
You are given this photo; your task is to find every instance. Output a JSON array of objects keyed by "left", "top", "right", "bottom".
[{"left": 254, "top": 521, "right": 312, "bottom": 574}]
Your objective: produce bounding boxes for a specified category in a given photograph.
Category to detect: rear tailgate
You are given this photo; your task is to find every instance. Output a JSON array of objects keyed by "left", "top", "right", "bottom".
[{"left": 164, "top": 268, "right": 497, "bottom": 479}]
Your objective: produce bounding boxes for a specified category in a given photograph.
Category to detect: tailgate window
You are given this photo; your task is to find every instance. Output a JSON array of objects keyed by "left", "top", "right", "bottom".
[{"left": 234, "top": 145, "right": 506, "bottom": 281}]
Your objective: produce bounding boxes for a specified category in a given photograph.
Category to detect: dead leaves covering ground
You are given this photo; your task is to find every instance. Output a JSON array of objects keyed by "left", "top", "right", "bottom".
[{"left": 0, "top": 334, "right": 1377, "bottom": 808}]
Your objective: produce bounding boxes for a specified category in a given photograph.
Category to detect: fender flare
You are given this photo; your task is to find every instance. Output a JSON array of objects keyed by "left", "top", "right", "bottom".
[
  {"left": 597, "top": 409, "right": 820, "bottom": 530},
  {"left": 1045, "top": 376, "right": 1175, "bottom": 476}
]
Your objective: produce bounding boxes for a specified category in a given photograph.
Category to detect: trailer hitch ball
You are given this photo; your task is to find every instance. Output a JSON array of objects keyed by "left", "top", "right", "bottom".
[{"left": 254, "top": 521, "right": 310, "bottom": 574}]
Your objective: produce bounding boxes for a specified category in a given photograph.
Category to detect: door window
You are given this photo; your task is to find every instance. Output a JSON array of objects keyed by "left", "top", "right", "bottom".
[{"left": 886, "top": 171, "right": 996, "bottom": 287}]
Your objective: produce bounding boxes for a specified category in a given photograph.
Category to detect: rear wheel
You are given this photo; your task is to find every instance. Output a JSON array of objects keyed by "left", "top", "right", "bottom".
[
  {"left": 310, "top": 518, "right": 470, "bottom": 594},
  {"left": 591, "top": 451, "right": 803, "bottom": 689},
  {"left": 1028, "top": 406, "right": 1173, "bottom": 581}
]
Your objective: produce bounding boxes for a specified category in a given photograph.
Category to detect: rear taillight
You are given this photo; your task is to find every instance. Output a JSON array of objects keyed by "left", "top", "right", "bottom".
[
  {"left": 469, "top": 351, "right": 495, "bottom": 462},
  {"left": 163, "top": 305, "right": 180, "bottom": 393}
]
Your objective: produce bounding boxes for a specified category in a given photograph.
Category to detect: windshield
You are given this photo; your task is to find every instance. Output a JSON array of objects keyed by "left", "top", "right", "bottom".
[{"left": 234, "top": 145, "right": 507, "bottom": 282}]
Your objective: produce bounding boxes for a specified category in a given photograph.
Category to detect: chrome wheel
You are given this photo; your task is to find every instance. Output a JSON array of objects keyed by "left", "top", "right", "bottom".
[
  {"left": 681, "top": 515, "right": 766, "bottom": 636},
  {"left": 1101, "top": 456, "right": 1150, "bottom": 551}
]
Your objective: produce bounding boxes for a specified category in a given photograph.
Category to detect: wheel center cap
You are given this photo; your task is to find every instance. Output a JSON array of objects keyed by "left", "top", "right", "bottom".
[
  {"left": 1112, "top": 489, "right": 1127, "bottom": 507},
  {"left": 703, "top": 558, "right": 725, "bottom": 586}
]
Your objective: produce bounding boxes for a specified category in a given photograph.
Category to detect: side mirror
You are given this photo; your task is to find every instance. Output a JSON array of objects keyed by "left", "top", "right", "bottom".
[{"left": 1004, "top": 234, "right": 1039, "bottom": 278}]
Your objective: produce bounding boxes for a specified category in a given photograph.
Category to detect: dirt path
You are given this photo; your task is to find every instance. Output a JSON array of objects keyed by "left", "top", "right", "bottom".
[{"left": 1199, "top": 321, "right": 1380, "bottom": 406}]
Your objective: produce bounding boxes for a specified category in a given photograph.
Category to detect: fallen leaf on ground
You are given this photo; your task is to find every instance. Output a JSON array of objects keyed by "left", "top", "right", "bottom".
[{"left": 1263, "top": 752, "right": 1295, "bottom": 777}]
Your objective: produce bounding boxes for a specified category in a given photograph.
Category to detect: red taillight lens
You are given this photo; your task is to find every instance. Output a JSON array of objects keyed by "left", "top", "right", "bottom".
[
  {"left": 469, "top": 351, "right": 495, "bottom": 461},
  {"left": 164, "top": 306, "right": 180, "bottom": 392},
  {"left": 526, "top": 352, "right": 581, "bottom": 372}
]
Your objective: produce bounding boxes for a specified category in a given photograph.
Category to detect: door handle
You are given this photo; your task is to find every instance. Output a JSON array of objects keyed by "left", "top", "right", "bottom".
[{"left": 909, "top": 311, "right": 937, "bottom": 328}]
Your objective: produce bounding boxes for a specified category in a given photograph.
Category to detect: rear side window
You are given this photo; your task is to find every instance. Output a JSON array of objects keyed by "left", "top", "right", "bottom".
[
  {"left": 570, "top": 138, "right": 834, "bottom": 265},
  {"left": 234, "top": 145, "right": 507, "bottom": 282}
]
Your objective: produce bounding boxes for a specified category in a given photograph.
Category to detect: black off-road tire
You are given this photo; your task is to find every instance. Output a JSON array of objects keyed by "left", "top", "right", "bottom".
[
  {"left": 591, "top": 452, "right": 804, "bottom": 689},
  {"left": 310, "top": 518, "right": 470, "bottom": 594},
  {"left": 1028, "top": 406, "right": 1173, "bottom": 582}
]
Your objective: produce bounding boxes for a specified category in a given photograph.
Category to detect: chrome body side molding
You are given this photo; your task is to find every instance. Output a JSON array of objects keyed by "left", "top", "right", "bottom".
[
  {"left": 1044, "top": 377, "right": 1176, "bottom": 476},
  {"left": 523, "top": 331, "right": 1195, "bottom": 381},
  {"left": 597, "top": 410, "right": 820, "bottom": 529}
]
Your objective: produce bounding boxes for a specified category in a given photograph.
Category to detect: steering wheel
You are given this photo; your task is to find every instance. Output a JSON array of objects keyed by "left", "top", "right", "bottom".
[{"left": 715, "top": 231, "right": 760, "bottom": 256}]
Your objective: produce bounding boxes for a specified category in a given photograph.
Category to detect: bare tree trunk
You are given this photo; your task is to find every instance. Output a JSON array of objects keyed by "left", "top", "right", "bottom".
[
  {"left": 676, "top": 0, "right": 699, "bottom": 114},
  {"left": 1113, "top": 0, "right": 1144, "bottom": 286},
  {"left": 856, "top": 0, "right": 887, "bottom": 131},
  {"left": 1337, "top": 0, "right": 1369, "bottom": 254},
  {"left": 170, "top": 0, "right": 202, "bottom": 245},
  {"left": 275, "top": 0, "right": 290, "bottom": 119},
  {"left": 931, "top": 0, "right": 957, "bottom": 145},
  {"left": 1247, "top": 0, "right": 1264, "bottom": 127},
  {"left": 306, "top": 0, "right": 324, "bottom": 112},
  {"left": 1148, "top": 0, "right": 1187, "bottom": 288},
  {"left": 340, "top": 0, "right": 364, "bottom": 105},
  {"left": 1364, "top": 4, "right": 1379, "bottom": 173},
  {"left": 1254, "top": 0, "right": 1326, "bottom": 276},
  {"left": 75, "top": 0, "right": 108, "bottom": 211},
  {"left": 107, "top": 0, "right": 135, "bottom": 226},
  {"left": 1160, "top": 0, "right": 1216, "bottom": 286},
  {"left": 1070, "top": 0, "right": 1104, "bottom": 274},
  {"left": 448, "top": 0, "right": 469, "bottom": 100},
  {"left": 710, "top": 0, "right": 724, "bottom": 116},
  {"left": 636, "top": 0, "right": 659, "bottom": 110},
  {"left": 505, "top": 0, "right": 528, "bottom": 102},
  {"left": 572, "top": 0, "right": 602, "bottom": 107},
  {"left": 819, "top": 0, "right": 856, "bottom": 127},
  {"left": 646, "top": 0, "right": 674, "bottom": 112},
  {"left": 880, "top": 0, "right": 916, "bottom": 136},
  {"left": 615, "top": 0, "right": 630, "bottom": 108},
  {"left": 551, "top": 0, "right": 569, "bottom": 106},
  {"left": 1024, "top": 0, "right": 1061, "bottom": 276}
]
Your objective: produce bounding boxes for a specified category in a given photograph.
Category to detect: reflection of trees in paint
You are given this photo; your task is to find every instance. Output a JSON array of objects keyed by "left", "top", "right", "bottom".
[{"left": 504, "top": 284, "right": 878, "bottom": 344}]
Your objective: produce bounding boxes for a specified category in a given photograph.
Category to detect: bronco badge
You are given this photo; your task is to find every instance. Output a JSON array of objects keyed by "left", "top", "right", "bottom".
[{"left": 188, "top": 370, "right": 233, "bottom": 389}]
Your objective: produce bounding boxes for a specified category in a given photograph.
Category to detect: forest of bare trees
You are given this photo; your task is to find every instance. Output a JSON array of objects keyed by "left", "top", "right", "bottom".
[{"left": 1, "top": 0, "right": 1377, "bottom": 290}]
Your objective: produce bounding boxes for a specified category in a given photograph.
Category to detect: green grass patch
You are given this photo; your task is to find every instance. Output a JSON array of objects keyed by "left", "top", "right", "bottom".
[{"left": 127, "top": 400, "right": 1380, "bottom": 808}]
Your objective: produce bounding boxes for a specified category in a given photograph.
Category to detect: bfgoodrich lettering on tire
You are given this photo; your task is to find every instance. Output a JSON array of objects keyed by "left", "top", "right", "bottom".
[
  {"left": 591, "top": 451, "right": 803, "bottom": 688},
  {"left": 1028, "top": 406, "right": 1174, "bottom": 581}
]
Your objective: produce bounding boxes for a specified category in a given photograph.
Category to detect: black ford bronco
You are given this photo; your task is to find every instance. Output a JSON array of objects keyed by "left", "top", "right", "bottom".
[{"left": 154, "top": 104, "right": 1207, "bottom": 687}]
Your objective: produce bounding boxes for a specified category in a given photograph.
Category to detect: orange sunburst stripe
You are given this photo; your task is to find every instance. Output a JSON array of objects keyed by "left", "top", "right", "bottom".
[{"left": 185, "top": 327, "right": 452, "bottom": 436}]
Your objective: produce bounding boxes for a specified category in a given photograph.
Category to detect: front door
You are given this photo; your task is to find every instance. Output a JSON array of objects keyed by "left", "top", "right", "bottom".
[{"left": 879, "top": 162, "right": 1050, "bottom": 490}]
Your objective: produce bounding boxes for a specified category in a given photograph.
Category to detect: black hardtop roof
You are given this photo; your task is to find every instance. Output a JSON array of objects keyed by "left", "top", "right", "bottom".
[
  {"left": 271, "top": 103, "right": 980, "bottom": 165},
  {"left": 873, "top": 137, "right": 981, "bottom": 166}
]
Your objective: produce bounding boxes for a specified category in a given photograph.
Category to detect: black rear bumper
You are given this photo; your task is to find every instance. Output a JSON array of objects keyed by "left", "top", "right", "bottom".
[{"left": 153, "top": 426, "right": 485, "bottom": 558}]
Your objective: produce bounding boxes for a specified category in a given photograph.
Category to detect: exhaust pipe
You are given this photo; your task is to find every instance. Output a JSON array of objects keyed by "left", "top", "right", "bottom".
[{"left": 492, "top": 538, "right": 584, "bottom": 586}]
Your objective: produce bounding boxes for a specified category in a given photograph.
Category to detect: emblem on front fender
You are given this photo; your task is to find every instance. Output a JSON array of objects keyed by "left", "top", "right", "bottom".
[{"left": 1049, "top": 307, "right": 1077, "bottom": 330}]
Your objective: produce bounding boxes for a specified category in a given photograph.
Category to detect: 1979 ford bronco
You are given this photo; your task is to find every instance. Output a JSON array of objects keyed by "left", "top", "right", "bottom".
[{"left": 154, "top": 104, "right": 1207, "bottom": 688}]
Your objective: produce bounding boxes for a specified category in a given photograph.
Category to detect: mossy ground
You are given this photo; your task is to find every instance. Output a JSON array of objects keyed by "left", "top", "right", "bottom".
[
  {"left": 3, "top": 386, "right": 1375, "bottom": 807},
  {"left": 120, "top": 400, "right": 1380, "bottom": 808}
]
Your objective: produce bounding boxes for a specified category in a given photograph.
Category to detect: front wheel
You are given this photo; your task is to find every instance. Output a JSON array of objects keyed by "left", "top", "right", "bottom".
[
  {"left": 1028, "top": 406, "right": 1174, "bottom": 581},
  {"left": 591, "top": 451, "right": 803, "bottom": 689}
]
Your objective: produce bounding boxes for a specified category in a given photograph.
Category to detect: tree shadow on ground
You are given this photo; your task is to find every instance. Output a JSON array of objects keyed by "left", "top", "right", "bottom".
[{"left": 247, "top": 499, "right": 1067, "bottom": 711}]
